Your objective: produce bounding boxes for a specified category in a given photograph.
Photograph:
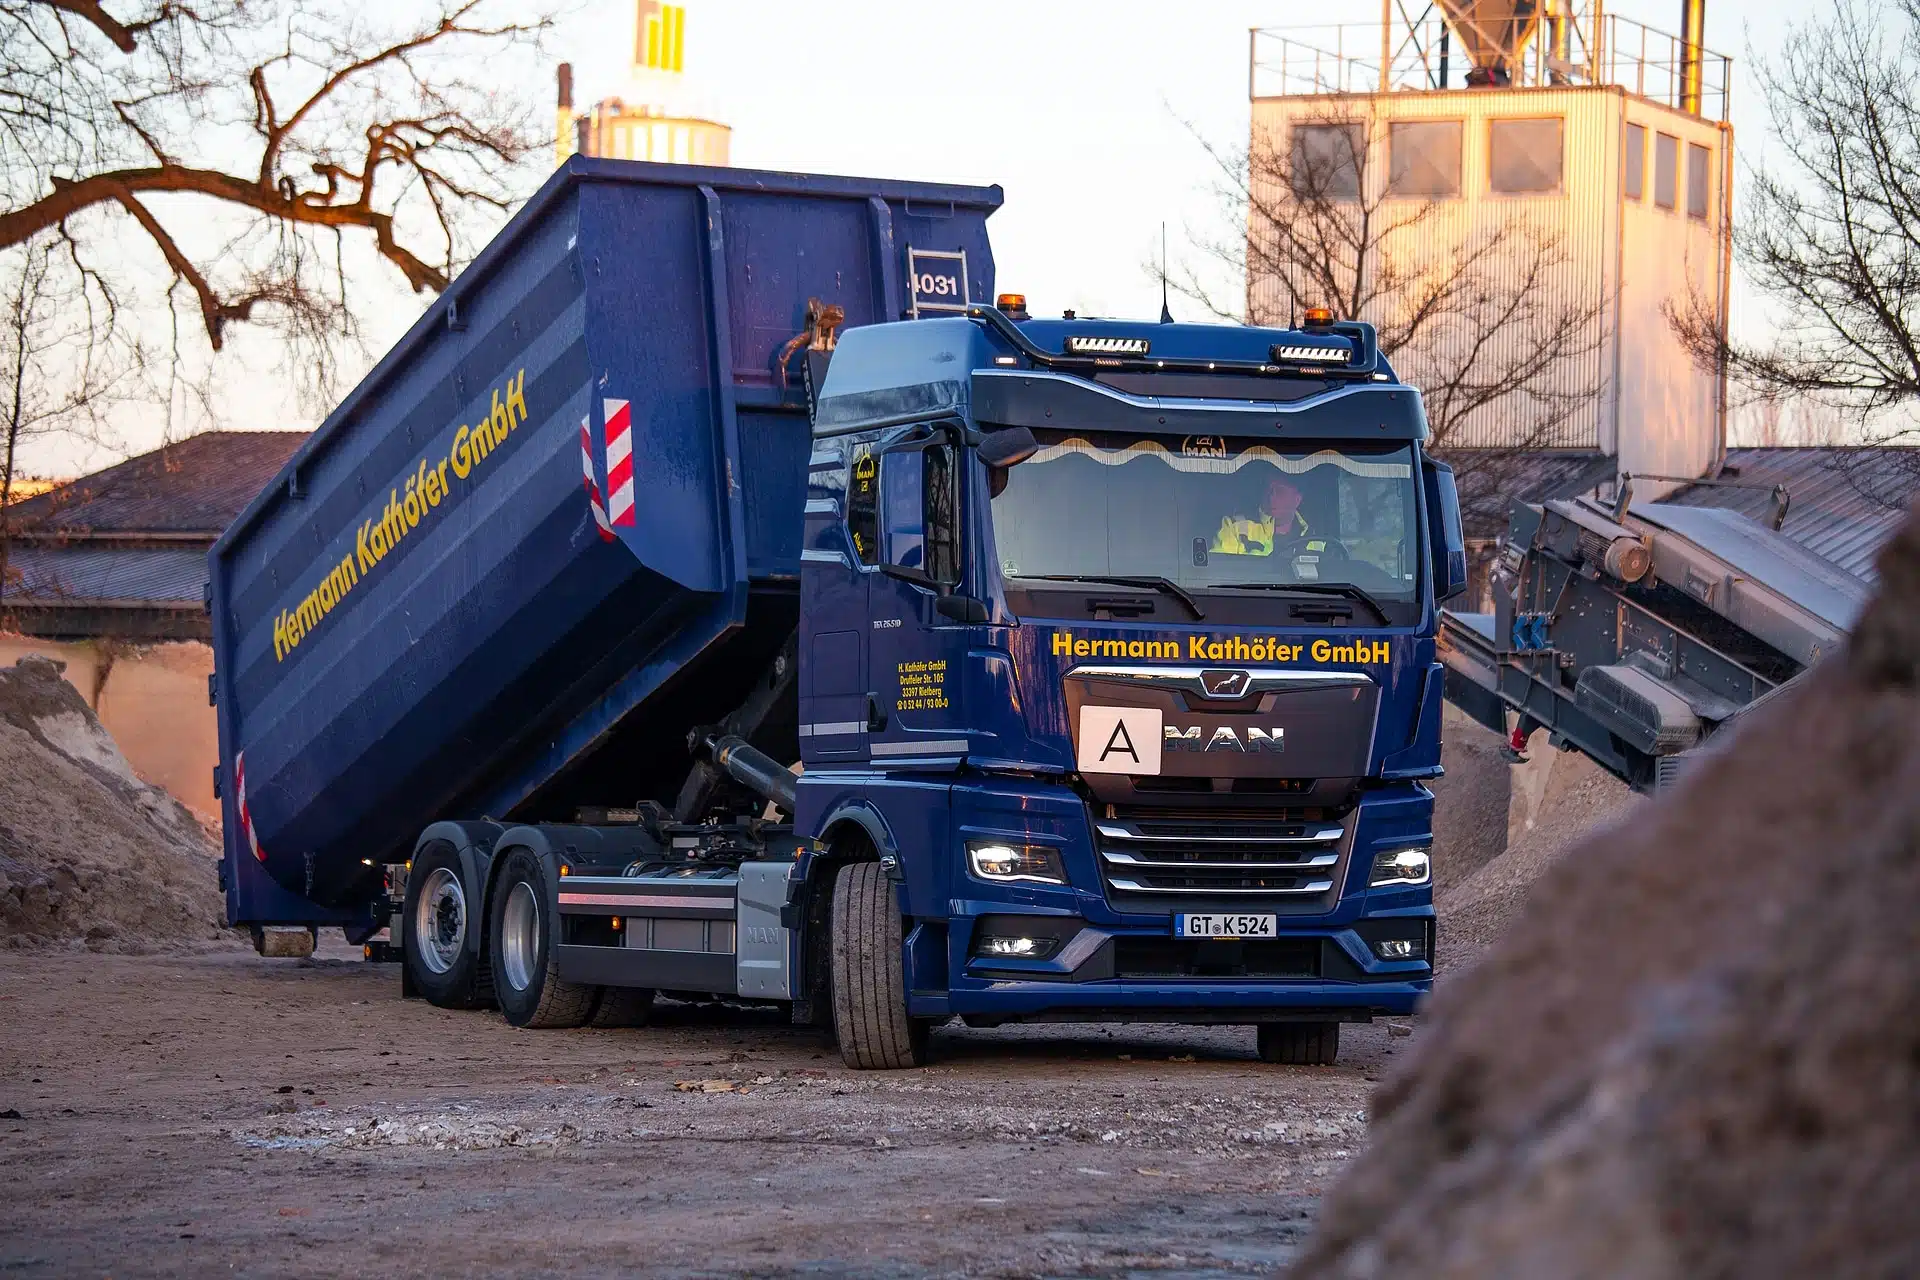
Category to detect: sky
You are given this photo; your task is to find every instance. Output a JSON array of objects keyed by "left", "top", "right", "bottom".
[{"left": 24, "top": 0, "right": 1807, "bottom": 473}]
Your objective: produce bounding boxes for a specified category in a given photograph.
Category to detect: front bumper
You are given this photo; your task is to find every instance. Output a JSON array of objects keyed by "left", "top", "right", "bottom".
[
  {"left": 934, "top": 980, "right": 1426, "bottom": 1023},
  {"left": 926, "top": 779, "right": 1436, "bottom": 1023}
]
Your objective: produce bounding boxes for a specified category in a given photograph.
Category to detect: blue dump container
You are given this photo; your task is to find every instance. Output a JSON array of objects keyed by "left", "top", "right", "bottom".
[{"left": 210, "top": 159, "right": 1001, "bottom": 925}]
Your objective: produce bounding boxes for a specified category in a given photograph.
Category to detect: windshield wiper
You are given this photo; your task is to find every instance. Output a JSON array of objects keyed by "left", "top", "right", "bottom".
[
  {"left": 1214, "top": 581, "right": 1392, "bottom": 626},
  {"left": 1019, "top": 574, "right": 1206, "bottom": 621}
]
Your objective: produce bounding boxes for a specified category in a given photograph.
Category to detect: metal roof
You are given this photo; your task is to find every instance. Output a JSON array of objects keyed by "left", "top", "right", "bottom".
[
  {"left": 1662, "top": 447, "right": 1920, "bottom": 581},
  {"left": 1448, "top": 449, "right": 1617, "bottom": 541},
  {"left": 7, "top": 431, "right": 308, "bottom": 539},
  {"left": 6, "top": 544, "right": 208, "bottom": 606}
]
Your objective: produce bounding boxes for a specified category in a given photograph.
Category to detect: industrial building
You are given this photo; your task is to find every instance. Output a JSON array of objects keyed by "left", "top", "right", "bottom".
[{"left": 1247, "top": 2, "right": 1731, "bottom": 485}]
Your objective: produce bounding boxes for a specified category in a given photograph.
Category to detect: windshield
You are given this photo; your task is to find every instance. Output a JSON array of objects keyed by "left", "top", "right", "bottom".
[{"left": 989, "top": 432, "right": 1420, "bottom": 600}]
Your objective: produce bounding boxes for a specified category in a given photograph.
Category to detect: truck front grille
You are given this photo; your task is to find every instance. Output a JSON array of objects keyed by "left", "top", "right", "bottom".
[{"left": 1094, "top": 806, "right": 1349, "bottom": 905}]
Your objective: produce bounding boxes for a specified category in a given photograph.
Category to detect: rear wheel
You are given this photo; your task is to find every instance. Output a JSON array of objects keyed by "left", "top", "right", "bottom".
[
  {"left": 1256, "top": 1021, "right": 1341, "bottom": 1066},
  {"left": 402, "top": 842, "right": 486, "bottom": 1009},
  {"left": 830, "top": 861, "right": 928, "bottom": 1070},
  {"left": 489, "top": 848, "right": 597, "bottom": 1029}
]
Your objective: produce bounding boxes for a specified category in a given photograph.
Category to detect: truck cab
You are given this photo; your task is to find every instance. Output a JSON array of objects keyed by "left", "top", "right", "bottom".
[{"left": 791, "top": 304, "right": 1465, "bottom": 1063}]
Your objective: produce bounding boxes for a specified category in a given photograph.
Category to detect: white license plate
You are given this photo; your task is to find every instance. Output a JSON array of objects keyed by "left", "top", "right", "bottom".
[{"left": 1176, "top": 913, "right": 1276, "bottom": 939}]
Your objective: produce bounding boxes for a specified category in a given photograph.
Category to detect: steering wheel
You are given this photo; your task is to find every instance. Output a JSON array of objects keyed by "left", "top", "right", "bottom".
[{"left": 1275, "top": 533, "right": 1351, "bottom": 567}]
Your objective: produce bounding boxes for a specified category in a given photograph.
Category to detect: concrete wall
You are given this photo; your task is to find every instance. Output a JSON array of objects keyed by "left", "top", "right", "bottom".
[{"left": 0, "top": 635, "right": 217, "bottom": 820}]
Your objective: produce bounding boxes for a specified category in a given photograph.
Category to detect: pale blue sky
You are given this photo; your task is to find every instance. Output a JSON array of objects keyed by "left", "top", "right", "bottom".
[{"left": 27, "top": 0, "right": 1810, "bottom": 471}]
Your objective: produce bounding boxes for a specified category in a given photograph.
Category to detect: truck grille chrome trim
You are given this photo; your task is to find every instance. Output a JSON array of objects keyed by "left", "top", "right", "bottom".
[
  {"left": 1095, "top": 820, "right": 1343, "bottom": 844},
  {"left": 1093, "top": 806, "right": 1352, "bottom": 904},
  {"left": 1069, "top": 665, "right": 1374, "bottom": 696},
  {"left": 1106, "top": 876, "right": 1336, "bottom": 895},
  {"left": 1100, "top": 849, "right": 1339, "bottom": 870}
]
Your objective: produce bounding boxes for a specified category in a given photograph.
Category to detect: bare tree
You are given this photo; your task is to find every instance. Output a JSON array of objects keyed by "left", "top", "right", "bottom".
[
  {"left": 1666, "top": 0, "right": 1920, "bottom": 506},
  {"left": 0, "top": 234, "right": 144, "bottom": 619},
  {"left": 1164, "top": 104, "right": 1606, "bottom": 517},
  {"left": 0, "top": 0, "right": 559, "bottom": 402}
]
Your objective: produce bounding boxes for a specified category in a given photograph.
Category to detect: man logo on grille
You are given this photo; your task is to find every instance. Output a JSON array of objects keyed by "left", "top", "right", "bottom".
[{"left": 1200, "top": 669, "right": 1251, "bottom": 698}]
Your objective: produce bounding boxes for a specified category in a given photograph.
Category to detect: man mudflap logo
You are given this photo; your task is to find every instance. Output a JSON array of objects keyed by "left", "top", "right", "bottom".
[{"left": 1099, "top": 717, "right": 1142, "bottom": 767}]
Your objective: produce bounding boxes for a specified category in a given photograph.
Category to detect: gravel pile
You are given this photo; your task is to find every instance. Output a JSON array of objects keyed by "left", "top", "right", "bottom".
[
  {"left": 1429, "top": 704, "right": 1513, "bottom": 899},
  {"left": 1298, "top": 513, "right": 1920, "bottom": 1278},
  {"left": 1439, "top": 737, "right": 1637, "bottom": 971},
  {"left": 0, "top": 655, "right": 231, "bottom": 951}
]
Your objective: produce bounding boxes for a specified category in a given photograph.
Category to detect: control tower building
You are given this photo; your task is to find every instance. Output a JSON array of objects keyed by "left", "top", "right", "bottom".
[{"left": 1248, "top": 2, "right": 1731, "bottom": 490}]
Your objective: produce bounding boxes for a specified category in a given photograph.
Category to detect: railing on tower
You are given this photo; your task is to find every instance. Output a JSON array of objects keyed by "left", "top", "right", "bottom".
[{"left": 1249, "top": 9, "right": 1731, "bottom": 121}]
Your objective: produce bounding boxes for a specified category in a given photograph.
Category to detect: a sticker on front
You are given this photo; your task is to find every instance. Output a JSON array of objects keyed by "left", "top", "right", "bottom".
[{"left": 1077, "top": 706, "right": 1163, "bottom": 776}]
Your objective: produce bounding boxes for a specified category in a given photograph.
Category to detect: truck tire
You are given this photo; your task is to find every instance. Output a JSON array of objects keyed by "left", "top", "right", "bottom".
[
  {"left": 402, "top": 842, "right": 486, "bottom": 1009},
  {"left": 588, "top": 985, "right": 655, "bottom": 1028},
  {"left": 1257, "top": 1021, "right": 1341, "bottom": 1066},
  {"left": 489, "top": 848, "right": 597, "bottom": 1029},
  {"left": 830, "top": 861, "right": 928, "bottom": 1069}
]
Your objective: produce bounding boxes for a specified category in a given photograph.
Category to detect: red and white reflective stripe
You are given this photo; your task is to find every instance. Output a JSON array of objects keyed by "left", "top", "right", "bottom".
[
  {"left": 579, "top": 416, "right": 614, "bottom": 542},
  {"left": 234, "top": 751, "right": 265, "bottom": 863},
  {"left": 603, "top": 398, "right": 635, "bottom": 527}
]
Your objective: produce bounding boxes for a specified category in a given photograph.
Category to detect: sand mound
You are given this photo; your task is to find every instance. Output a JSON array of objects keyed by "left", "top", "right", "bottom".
[
  {"left": 1296, "top": 514, "right": 1920, "bottom": 1278},
  {"left": 0, "top": 655, "right": 232, "bottom": 952}
]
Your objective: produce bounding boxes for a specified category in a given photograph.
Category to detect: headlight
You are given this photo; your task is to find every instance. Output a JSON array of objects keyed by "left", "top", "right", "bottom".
[
  {"left": 1370, "top": 846, "right": 1431, "bottom": 888},
  {"left": 966, "top": 840, "right": 1067, "bottom": 885}
]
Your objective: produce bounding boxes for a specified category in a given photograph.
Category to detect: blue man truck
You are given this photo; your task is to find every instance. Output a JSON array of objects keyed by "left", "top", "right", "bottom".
[{"left": 210, "top": 159, "right": 1466, "bottom": 1068}]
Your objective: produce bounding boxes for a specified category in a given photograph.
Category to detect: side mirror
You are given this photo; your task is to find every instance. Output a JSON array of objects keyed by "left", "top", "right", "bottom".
[
  {"left": 877, "top": 431, "right": 962, "bottom": 587},
  {"left": 935, "top": 594, "right": 990, "bottom": 624},
  {"left": 1424, "top": 458, "right": 1469, "bottom": 603},
  {"left": 978, "top": 426, "right": 1038, "bottom": 469}
]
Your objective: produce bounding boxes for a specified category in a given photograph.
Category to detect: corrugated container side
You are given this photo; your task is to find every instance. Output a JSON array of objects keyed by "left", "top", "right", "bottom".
[{"left": 210, "top": 160, "right": 999, "bottom": 922}]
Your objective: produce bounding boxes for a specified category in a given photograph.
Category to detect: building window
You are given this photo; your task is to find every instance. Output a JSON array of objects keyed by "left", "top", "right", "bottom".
[
  {"left": 1290, "top": 124, "right": 1364, "bottom": 202},
  {"left": 1687, "top": 143, "right": 1711, "bottom": 220},
  {"left": 1654, "top": 132, "right": 1678, "bottom": 209},
  {"left": 1489, "top": 117, "right": 1563, "bottom": 193},
  {"left": 1388, "top": 121, "right": 1462, "bottom": 197},
  {"left": 1624, "top": 123, "right": 1645, "bottom": 200}
]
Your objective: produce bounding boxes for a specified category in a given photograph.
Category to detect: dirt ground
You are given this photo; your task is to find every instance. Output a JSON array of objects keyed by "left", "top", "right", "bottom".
[{"left": 0, "top": 937, "right": 1417, "bottom": 1278}]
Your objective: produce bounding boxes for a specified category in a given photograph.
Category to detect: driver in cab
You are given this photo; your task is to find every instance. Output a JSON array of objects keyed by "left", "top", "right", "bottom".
[{"left": 1209, "top": 476, "right": 1339, "bottom": 579}]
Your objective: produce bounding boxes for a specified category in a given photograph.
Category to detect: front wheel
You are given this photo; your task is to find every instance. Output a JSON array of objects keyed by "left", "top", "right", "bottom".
[
  {"left": 488, "top": 848, "right": 598, "bottom": 1029},
  {"left": 830, "top": 861, "right": 929, "bottom": 1069},
  {"left": 1257, "top": 1021, "right": 1341, "bottom": 1066}
]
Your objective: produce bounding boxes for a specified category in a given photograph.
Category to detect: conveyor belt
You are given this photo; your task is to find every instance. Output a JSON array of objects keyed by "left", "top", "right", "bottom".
[
  {"left": 1627, "top": 503, "right": 1867, "bottom": 666},
  {"left": 1438, "top": 495, "right": 1875, "bottom": 793}
]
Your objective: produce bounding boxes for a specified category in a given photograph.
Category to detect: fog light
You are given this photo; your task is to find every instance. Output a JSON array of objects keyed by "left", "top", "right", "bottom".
[
  {"left": 1369, "top": 847, "right": 1431, "bottom": 888},
  {"left": 966, "top": 840, "right": 1067, "bottom": 885},
  {"left": 977, "top": 935, "right": 1058, "bottom": 959},
  {"left": 1373, "top": 938, "right": 1422, "bottom": 960}
]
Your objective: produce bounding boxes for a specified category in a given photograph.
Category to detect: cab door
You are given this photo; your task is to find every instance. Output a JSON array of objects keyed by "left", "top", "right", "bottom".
[{"left": 866, "top": 427, "right": 971, "bottom": 765}]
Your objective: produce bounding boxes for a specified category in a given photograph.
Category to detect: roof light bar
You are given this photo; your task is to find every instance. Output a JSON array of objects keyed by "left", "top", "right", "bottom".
[
  {"left": 1270, "top": 343, "right": 1352, "bottom": 365},
  {"left": 1064, "top": 335, "right": 1151, "bottom": 356}
]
